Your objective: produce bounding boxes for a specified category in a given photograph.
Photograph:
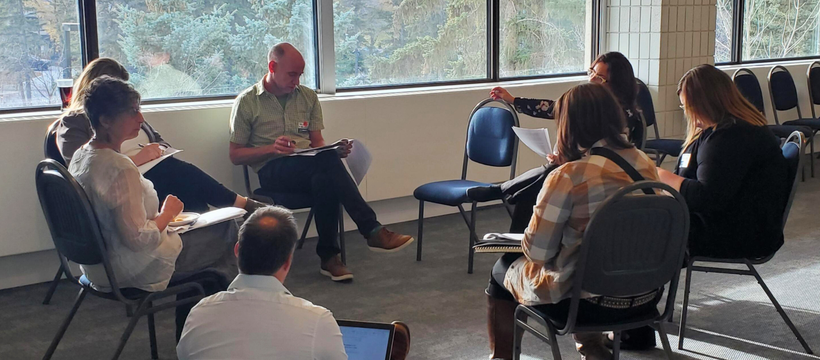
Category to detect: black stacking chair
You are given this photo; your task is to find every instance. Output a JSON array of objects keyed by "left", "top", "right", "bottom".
[
  {"left": 678, "top": 131, "right": 813, "bottom": 355},
  {"left": 808, "top": 61, "right": 820, "bottom": 126},
  {"left": 413, "top": 99, "right": 519, "bottom": 274},
  {"left": 768, "top": 65, "right": 819, "bottom": 177},
  {"left": 36, "top": 159, "right": 219, "bottom": 360},
  {"left": 242, "top": 165, "right": 347, "bottom": 263},
  {"left": 513, "top": 181, "right": 689, "bottom": 360},
  {"left": 41, "top": 120, "right": 69, "bottom": 305},
  {"left": 638, "top": 79, "right": 684, "bottom": 166},
  {"left": 732, "top": 68, "right": 813, "bottom": 180}
]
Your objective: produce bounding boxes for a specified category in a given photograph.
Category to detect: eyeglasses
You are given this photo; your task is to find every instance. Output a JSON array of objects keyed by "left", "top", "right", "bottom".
[
  {"left": 679, "top": 104, "right": 685, "bottom": 110},
  {"left": 587, "top": 68, "right": 607, "bottom": 83}
]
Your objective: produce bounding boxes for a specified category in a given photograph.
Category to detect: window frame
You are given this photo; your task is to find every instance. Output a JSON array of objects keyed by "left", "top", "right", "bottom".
[
  {"left": 1, "top": 0, "right": 602, "bottom": 114},
  {"left": 717, "top": 0, "right": 820, "bottom": 65}
]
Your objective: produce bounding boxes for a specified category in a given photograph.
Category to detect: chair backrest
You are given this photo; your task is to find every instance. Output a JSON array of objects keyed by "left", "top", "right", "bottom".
[
  {"left": 45, "top": 120, "right": 67, "bottom": 167},
  {"left": 781, "top": 131, "right": 804, "bottom": 229},
  {"left": 565, "top": 181, "right": 689, "bottom": 330},
  {"left": 768, "top": 65, "right": 803, "bottom": 124},
  {"left": 732, "top": 68, "right": 766, "bottom": 114},
  {"left": 35, "top": 160, "right": 126, "bottom": 297},
  {"left": 462, "top": 98, "right": 520, "bottom": 180},
  {"left": 809, "top": 61, "right": 820, "bottom": 118},
  {"left": 635, "top": 79, "right": 660, "bottom": 143}
]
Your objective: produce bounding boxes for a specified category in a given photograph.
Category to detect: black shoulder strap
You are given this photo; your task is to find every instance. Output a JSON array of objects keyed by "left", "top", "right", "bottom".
[{"left": 589, "top": 147, "right": 654, "bottom": 195}]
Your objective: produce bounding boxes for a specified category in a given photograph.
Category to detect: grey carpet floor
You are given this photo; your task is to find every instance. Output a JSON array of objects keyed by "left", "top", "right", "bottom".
[{"left": 2, "top": 177, "right": 820, "bottom": 360}]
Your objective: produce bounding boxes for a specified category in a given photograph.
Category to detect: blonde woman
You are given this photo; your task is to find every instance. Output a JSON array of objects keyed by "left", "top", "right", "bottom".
[
  {"left": 55, "top": 58, "right": 263, "bottom": 213},
  {"left": 657, "top": 64, "right": 789, "bottom": 259}
]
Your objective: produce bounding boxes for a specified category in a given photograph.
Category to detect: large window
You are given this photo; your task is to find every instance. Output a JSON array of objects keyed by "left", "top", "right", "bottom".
[
  {"left": 499, "top": 0, "right": 588, "bottom": 77},
  {"left": 0, "top": 0, "right": 82, "bottom": 110},
  {"left": 2, "top": 0, "right": 595, "bottom": 112},
  {"left": 96, "top": 0, "right": 317, "bottom": 100},
  {"left": 716, "top": 0, "right": 820, "bottom": 63},
  {"left": 333, "top": 0, "right": 487, "bottom": 88}
]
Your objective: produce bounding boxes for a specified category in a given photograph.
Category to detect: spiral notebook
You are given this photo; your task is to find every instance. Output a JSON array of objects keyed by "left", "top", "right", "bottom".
[{"left": 473, "top": 233, "right": 524, "bottom": 253}]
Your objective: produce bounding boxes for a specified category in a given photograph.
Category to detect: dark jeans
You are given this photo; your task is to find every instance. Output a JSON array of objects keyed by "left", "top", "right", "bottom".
[
  {"left": 502, "top": 164, "right": 558, "bottom": 232},
  {"left": 144, "top": 157, "right": 238, "bottom": 213},
  {"left": 258, "top": 151, "right": 380, "bottom": 261},
  {"left": 487, "top": 253, "right": 660, "bottom": 329}
]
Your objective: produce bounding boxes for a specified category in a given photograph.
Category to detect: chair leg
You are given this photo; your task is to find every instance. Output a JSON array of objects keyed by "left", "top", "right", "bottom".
[
  {"left": 42, "top": 265, "right": 64, "bottom": 305},
  {"left": 612, "top": 331, "right": 623, "bottom": 360},
  {"left": 678, "top": 262, "right": 693, "bottom": 350},
  {"left": 468, "top": 201, "right": 477, "bottom": 274},
  {"left": 747, "top": 262, "right": 814, "bottom": 354},
  {"left": 810, "top": 135, "right": 815, "bottom": 178},
  {"left": 548, "top": 327, "right": 562, "bottom": 360},
  {"left": 112, "top": 303, "right": 149, "bottom": 360},
  {"left": 338, "top": 205, "right": 346, "bottom": 265},
  {"left": 513, "top": 317, "right": 523, "bottom": 360},
  {"left": 296, "top": 208, "right": 315, "bottom": 250},
  {"left": 43, "top": 288, "right": 87, "bottom": 360},
  {"left": 417, "top": 201, "right": 424, "bottom": 261},
  {"left": 655, "top": 322, "right": 675, "bottom": 359},
  {"left": 146, "top": 302, "right": 158, "bottom": 360}
]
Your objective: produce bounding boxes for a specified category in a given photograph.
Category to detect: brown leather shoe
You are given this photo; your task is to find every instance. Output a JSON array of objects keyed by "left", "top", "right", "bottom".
[
  {"left": 320, "top": 255, "right": 353, "bottom": 282},
  {"left": 366, "top": 227, "right": 414, "bottom": 253},
  {"left": 390, "top": 321, "right": 411, "bottom": 360}
]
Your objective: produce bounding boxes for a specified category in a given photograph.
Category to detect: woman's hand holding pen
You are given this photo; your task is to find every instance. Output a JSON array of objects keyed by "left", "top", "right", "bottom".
[{"left": 131, "top": 143, "right": 163, "bottom": 166}]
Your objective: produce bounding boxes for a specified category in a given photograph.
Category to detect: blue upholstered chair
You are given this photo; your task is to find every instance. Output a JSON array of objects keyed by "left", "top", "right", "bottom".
[
  {"left": 413, "top": 98, "right": 519, "bottom": 274},
  {"left": 242, "top": 165, "right": 347, "bottom": 263},
  {"left": 732, "top": 68, "right": 813, "bottom": 180},
  {"left": 678, "top": 131, "right": 813, "bottom": 355},
  {"left": 638, "top": 79, "right": 684, "bottom": 166},
  {"left": 768, "top": 65, "right": 819, "bottom": 177}
]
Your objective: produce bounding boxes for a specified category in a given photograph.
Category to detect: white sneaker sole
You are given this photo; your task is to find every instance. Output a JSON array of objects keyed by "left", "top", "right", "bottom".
[
  {"left": 320, "top": 269, "right": 354, "bottom": 282},
  {"left": 368, "top": 237, "right": 415, "bottom": 253}
]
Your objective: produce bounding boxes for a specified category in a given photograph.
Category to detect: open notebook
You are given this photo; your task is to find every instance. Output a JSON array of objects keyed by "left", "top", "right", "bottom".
[{"left": 473, "top": 233, "right": 524, "bottom": 253}]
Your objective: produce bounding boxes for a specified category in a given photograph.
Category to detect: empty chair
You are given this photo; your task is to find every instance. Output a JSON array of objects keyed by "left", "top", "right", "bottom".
[
  {"left": 512, "top": 181, "right": 690, "bottom": 360},
  {"left": 638, "top": 79, "right": 683, "bottom": 165},
  {"left": 732, "top": 68, "right": 813, "bottom": 179},
  {"left": 36, "top": 159, "right": 217, "bottom": 360},
  {"left": 678, "top": 131, "right": 813, "bottom": 355},
  {"left": 241, "top": 165, "right": 347, "bottom": 263},
  {"left": 808, "top": 61, "right": 820, "bottom": 121},
  {"left": 413, "top": 98, "right": 519, "bottom": 274},
  {"left": 768, "top": 65, "right": 819, "bottom": 177}
]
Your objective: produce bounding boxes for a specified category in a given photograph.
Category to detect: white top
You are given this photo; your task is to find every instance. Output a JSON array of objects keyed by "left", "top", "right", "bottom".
[
  {"left": 177, "top": 274, "right": 347, "bottom": 360},
  {"left": 69, "top": 146, "right": 182, "bottom": 292}
]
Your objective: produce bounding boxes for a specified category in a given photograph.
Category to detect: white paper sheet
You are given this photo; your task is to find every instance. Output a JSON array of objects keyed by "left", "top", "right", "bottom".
[
  {"left": 512, "top": 127, "right": 552, "bottom": 159},
  {"left": 137, "top": 148, "right": 182, "bottom": 174},
  {"left": 344, "top": 139, "right": 372, "bottom": 185},
  {"left": 169, "top": 207, "right": 246, "bottom": 234},
  {"left": 290, "top": 139, "right": 348, "bottom": 157}
]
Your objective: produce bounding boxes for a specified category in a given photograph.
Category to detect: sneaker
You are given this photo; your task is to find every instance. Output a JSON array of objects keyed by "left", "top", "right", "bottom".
[
  {"left": 390, "top": 321, "right": 411, "bottom": 360},
  {"left": 320, "top": 255, "right": 353, "bottom": 282},
  {"left": 366, "top": 227, "right": 415, "bottom": 253}
]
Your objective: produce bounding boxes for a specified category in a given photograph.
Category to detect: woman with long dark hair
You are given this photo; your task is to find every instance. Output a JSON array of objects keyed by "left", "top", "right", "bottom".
[{"left": 485, "top": 83, "right": 660, "bottom": 360}]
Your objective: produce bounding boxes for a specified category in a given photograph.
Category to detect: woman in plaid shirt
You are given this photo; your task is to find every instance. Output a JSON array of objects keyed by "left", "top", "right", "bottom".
[{"left": 485, "top": 83, "right": 661, "bottom": 360}]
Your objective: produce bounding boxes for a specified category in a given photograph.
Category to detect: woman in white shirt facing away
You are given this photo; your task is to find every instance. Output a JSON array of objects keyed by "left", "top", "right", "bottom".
[{"left": 67, "top": 75, "right": 238, "bottom": 340}]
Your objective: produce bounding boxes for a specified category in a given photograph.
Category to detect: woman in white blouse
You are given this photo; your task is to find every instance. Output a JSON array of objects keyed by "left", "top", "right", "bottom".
[{"left": 68, "top": 76, "right": 238, "bottom": 340}]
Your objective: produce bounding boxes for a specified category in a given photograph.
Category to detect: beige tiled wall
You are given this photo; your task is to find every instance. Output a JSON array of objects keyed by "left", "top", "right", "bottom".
[{"left": 606, "top": 0, "right": 716, "bottom": 138}]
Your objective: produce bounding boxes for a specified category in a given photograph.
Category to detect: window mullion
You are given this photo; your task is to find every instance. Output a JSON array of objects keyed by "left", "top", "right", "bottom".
[
  {"left": 489, "top": 0, "right": 500, "bottom": 81},
  {"left": 316, "top": 0, "right": 336, "bottom": 94},
  {"left": 731, "top": 0, "right": 743, "bottom": 63},
  {"left": 78, "top": 0, "right": 99, "bottom": 66}
]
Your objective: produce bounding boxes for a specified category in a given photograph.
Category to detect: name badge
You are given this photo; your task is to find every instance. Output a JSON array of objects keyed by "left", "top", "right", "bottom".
[
  {"left": 297, "top": 121, "right": 309, "bottom": 133},
  {"left": 679, "top": 153, "right": 691, "bottom": 168}
]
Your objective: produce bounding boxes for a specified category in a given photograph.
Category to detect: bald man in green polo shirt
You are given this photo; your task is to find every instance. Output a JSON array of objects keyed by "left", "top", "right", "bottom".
[{"left": 229, "top": 43, "right": 414, "bottom": 282}]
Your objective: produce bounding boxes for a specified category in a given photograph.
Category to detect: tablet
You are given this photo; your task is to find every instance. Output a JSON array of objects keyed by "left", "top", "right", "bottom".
[{"left": 337, "top": 320, "right": 394, "bottom": 360}]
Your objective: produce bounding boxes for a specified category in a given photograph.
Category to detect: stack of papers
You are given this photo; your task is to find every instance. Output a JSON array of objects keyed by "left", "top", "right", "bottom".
[
  {"left": 169, "top": 207, "right": 246, "bottom": 234},
  {"left": 512, "top": 127, "right": 552, "bottom": 159}
]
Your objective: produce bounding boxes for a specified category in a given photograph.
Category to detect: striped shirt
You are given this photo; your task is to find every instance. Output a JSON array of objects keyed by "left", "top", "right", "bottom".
[
  {"left": 503, "top": 138, "right": 659, "bottom": 305},
  {"left": 229, "top": 80, "right": 324, "bottom": 172}
]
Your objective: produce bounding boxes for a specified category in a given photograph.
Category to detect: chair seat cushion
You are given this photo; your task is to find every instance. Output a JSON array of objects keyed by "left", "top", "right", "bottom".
[
  {"left": 645, "top": 139, "right": 684, "bottom": 157},
  {"left": 783, "top": 118, "right": 820, "bottom": 130},
  {"left": 414, "top": 180, "right": 493, "bottom": 206},
  {"left": 252, "top": 189, "right": 313, "bottom": 210},
  {"left": 769, "top": 124, "right": 813, "bottom": 138},
  {"left": 527, "top": 304, "right": 660, "bottom": 331}
]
